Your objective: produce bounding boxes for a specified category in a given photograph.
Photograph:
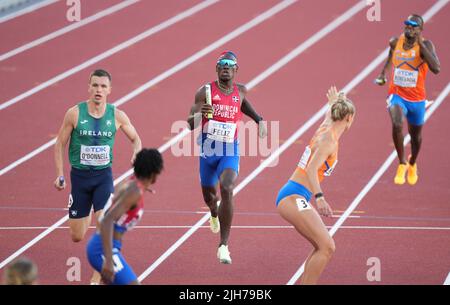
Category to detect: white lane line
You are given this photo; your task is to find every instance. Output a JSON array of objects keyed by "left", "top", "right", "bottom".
[
  {"left": 137, "top": 0, "right": 368, "bottom": 282},
  {"left": 2, "top": 205, "right": 449, "bottom": 222},
  {"left": 0, "top": 0, "right": 294, "bottom": 177},
  {"left": 0, "top": 0, "right": 57, "bottom": 24},
  {"left": 0, "top": 0, "right": 220, "bottom": 111},
  {"left": 287, "top": 82, "right": 450, "bottom": 285},
  {"left": 0, "top": 0, "right": 296, "bottom": 270},
  {"left": 0, "top": 0, "right": 140, "bottom": 62},
  {"left": 0, "top": 215, "right": 69, "bottom": 270},
  {"left": 112, "top": 0, "right": 297, "bottom": 108},
  {"left": 286, "top": 0, "right": 449, "bottom": 285},
  {"left": 444, "top": 272, "right": 450, "bottom": 285},
  {"left": 246, "top": 0, "right": 367, "bottom": 89},
  {"left": 0, "top": 139, "right": 54, "bottom": 176},
  {"left": 1, "top": 225, "right": 450, "bottom": 230},
  {"left": 0, "top": 130, "right": 185, "bottom": 270}
]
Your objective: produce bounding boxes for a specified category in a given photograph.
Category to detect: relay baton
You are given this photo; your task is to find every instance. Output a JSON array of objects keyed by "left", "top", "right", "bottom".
[{"left": 205, "top": 84, "right": 213, "bottom": 119}]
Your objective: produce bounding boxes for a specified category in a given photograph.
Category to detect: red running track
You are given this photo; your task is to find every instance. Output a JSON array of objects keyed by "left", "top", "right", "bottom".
[
  {"left": 0, "top": 0, "right": 125, "bottom": 53},
  {"left": 0, "top": 0, "right": 449, "bottom": 285}
]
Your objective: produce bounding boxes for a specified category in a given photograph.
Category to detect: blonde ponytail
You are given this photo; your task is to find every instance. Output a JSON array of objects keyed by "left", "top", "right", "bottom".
[{"left": 4, "top": 257, "right": 38, "bottom": 285}]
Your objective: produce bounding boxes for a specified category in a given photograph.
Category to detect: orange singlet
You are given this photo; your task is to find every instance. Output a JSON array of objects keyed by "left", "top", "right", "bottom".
[
  {"left": 293, "top": 124, "right": 338, "bottom": 183},
  {"left": 388, "top": 34, "right": 429, "bottom": 101}
]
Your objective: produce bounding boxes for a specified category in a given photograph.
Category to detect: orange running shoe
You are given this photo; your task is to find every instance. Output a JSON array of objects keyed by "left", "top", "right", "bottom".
[
  {"left": 394, "top": 163, "right": 408, "bottom": 185},
  {"left": 407, "top": 157, "right": 418, "bottom": 185}
]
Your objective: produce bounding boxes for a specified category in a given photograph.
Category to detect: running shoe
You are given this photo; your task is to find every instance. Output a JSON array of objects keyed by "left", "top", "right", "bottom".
[
  {"left": 394, "top": 163, "right": 408, "bottom": 185},
  {"left": 217, "top": 245, "right": 232, "bottom": 264},
  {"left": 407, "top": 157, "right": 418, "bottom": 185},
  {"left": 209, "top": 216, "right": 220, "bottom": 234}
]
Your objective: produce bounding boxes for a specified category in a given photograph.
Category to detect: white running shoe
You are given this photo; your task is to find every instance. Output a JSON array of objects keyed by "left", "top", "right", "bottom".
[
  {"left": 209, "top": 216, "right": 220, "bottom": 234},
  {"left": 217, "top": 245, "right": 232, "bottom": 264}
]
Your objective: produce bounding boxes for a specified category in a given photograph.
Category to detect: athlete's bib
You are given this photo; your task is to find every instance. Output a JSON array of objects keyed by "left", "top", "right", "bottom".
[
  {"left": 206, "top": 120, "right": 237, "bottom": 143},
  {"left": 297, "top": 145, "right": 338, "bottom": 177},
  {"left": 323, "top": 160, "right": 338, "bottom": 176},
  {"left": 393, "top": 68, "right": 418, "bottom": 88},
  {"left": 80, "top": 145, "right": 110, "bottom": 166},
  {"left": 298, "top": 146, "right": 311, "bottom": 169}
]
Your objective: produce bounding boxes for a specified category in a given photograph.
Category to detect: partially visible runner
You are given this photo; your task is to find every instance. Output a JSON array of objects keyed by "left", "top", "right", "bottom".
[
  {"left": 375, "top": 14, "right": 440, "bottom": 185},
  {"left": 54, "top": 69, "right": 142, "bottom": 283},
  {"left": 3, "top": 257, "right": 38, "bottom": 285},
  {"left": 187, "top": 51, "right": 267, "bottom": 264},
  {"left": 276, "top": 87, "right": 355, "bottom": 284},
  {"left": 86, "top": 148, "right": 163, "bottom": 285}
]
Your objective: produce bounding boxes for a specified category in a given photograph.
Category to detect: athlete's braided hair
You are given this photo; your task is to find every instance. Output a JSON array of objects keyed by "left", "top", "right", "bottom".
[{"left": 331, "top": 96, "right": 355, "bottom": 122}]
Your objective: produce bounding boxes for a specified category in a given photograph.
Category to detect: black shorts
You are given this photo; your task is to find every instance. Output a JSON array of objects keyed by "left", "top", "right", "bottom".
[{"left": 68, "top": 167, "right": 114, "bottom": 219}]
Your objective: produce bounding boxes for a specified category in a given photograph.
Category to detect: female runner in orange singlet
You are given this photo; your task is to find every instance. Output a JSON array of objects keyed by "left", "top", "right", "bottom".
[{"left": 276, "top": 87, "right": 355, "bottom": 284}]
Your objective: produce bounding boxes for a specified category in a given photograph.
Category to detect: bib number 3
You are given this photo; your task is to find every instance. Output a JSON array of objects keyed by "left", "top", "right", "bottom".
[{"left": 296, "top": 198, "right": 312, "bottom": 212}]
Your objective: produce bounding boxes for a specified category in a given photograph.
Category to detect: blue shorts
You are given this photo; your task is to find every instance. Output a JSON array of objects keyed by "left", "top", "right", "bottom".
[
  {"left": 86, "top": 233, "right": 137, "bottom": 285},
  {"left": 387, "top": 94, "right": 426, "bottom": 126},
  {"left": 199, "top": 136, "right": 240, "bottom": 187},
  {"left": 69, "top": 167, "right": 114, "bottom": 219},
  {"left": 276, "top": 180, "right": 312, "bottom": 206}
]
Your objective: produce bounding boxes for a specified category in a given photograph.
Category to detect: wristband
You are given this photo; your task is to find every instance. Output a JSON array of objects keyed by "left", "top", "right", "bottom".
[{"left": 314, "top": 192, "right": 324, "bottom": 200}]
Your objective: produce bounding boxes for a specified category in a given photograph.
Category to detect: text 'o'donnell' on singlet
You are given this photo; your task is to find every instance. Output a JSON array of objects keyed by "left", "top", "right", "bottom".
[{"left": 69, "top": 102, "right": 116, "bottom": 170}]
